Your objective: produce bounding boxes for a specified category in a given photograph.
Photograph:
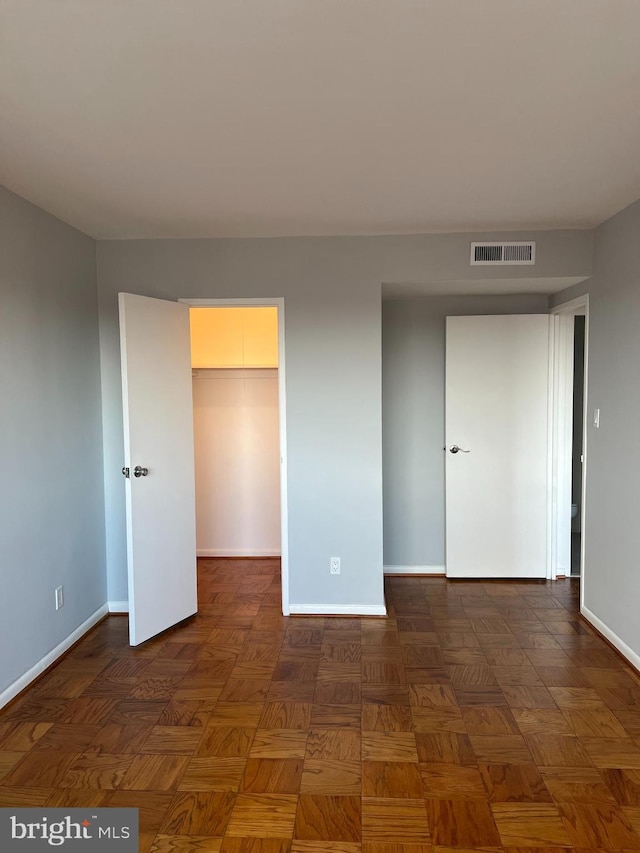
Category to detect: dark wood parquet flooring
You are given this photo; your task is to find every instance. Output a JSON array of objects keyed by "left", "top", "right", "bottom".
[{"left": 2, "top": 559, "right": 640, "bottom": 852}]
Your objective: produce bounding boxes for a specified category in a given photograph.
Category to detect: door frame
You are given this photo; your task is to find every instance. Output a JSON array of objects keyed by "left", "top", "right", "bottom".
[
  {"left": 548, "top": 295, "right": 589, "bottom": 594},
  {"left": 180, "top": 297, "right": 290, "bottom": 616}
]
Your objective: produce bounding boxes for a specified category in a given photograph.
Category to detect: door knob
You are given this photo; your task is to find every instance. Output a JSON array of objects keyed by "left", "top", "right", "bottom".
[
  {"left": 134, "top": 465, "right": 149, "bottom": 477},
  {"left": 449, "top": 445, "right": 470, "bottom": 454}
]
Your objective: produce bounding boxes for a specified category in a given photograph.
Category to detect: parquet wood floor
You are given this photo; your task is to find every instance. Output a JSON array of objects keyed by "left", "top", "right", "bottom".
[{"left": 2, "top": 560, "right": 640, "bottom": 851}]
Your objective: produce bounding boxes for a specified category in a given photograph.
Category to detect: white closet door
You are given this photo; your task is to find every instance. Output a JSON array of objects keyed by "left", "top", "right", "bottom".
[
  {"left": 119, "top": 292, "right": 197, "bottom": 645},
  {"left": 445, "top": 314, "right": 550, "bottom": 578}
]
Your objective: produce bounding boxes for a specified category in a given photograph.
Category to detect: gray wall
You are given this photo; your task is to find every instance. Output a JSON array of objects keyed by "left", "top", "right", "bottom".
[
  {"left": 97, "top": 231, "right": 590, "bottom": 610},
  {"left": 97, "top": 240, "right": 386, "bottom": 609},
  {"left": 382, "top": 294, "right": 549, "bottom": 568},
  {"left": 0, "top": 186, "right": 106, "bottom": 697},
  {"left": 6, "top": 176, "right": 640, "bottom": 686},
  {"left": 553, "top": 198, "right": 640, "bottom": 655}
]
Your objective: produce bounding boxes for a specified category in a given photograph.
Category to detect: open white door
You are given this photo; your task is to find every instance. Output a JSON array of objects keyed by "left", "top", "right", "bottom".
[
  {"left": 119, "top": 293, "right": 197, "bottom": 645},
  {"left": 445, "top": 315, "right": 550, "bottom": 578}
]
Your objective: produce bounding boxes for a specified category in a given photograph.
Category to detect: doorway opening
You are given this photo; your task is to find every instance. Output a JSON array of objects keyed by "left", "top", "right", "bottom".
[
  {"left": 182, "top": 298, "right": 289, "bottom": 615},
  {"left": 549, "top": 295, "right": 588, "bottom": 589},
  {"left": 571, "top": 315, "right": 586, "bottom": 577}
]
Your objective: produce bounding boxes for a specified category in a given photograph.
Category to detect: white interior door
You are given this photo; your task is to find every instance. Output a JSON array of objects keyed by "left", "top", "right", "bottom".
[
  {"left": 445, "top": 315, "right": 550, "bottom": 578},
  {"left": 119, "top": 293, "right": 197, "bottom": 645}
]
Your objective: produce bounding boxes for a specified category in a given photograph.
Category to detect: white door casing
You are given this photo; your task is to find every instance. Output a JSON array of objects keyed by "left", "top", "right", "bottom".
[
  {"left": 182, "top": 297, "right": 290, "bottom": 616},
  {"left": 445, "top": 315, "right": 550, "bottom": 578},
  {"left": 549, "top": 295, "right": 589, "bottom": 596},
  {"left": 119, "top": 293, "right": 198, "bottom": 645}
]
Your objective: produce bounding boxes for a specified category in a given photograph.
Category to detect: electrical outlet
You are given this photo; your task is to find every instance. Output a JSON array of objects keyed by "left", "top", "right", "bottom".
[
  {"left": 55, "top": 586, "right": 64, "bottom": 610},
  {"left": 330, "top": 557, "right": 341, "bottom": 575}
]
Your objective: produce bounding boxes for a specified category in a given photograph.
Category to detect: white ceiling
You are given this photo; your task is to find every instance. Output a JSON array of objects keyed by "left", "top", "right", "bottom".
[{"left": 1, "top": 0, "right": 640, "bottom": 240}]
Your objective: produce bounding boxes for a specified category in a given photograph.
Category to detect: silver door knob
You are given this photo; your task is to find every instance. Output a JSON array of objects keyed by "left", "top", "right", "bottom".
[
  {"left": 449, "top": 445, "right": 470, "bottom": 454},
  {"left": 134, "top": 466, "right": 149, "bottom": 477}
]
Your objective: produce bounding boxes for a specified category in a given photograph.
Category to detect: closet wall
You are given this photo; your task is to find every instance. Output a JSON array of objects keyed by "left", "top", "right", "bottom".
[{"left": 191, "top": 308, "right": 280, "bottom": 556}]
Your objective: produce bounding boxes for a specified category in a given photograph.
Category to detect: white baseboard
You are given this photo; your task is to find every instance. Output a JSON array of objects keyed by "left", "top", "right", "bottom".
[
  {"left": 384, "top": 564, "right": 446, "bottom": 575},
  {"left": 0, "top": 604, "right": 109, "bottom": 710},
  {"left": 108, "top": 601, "right": 129, "bottom": 613},
  {"left": 289, "top": 603, "right": 387, "bottom": 617},
  {"left": 581, "top": 604, "right": 640, "bottom": 673},
  {"left": 197, "top": 549, "right": 281, "bottom": 557}
]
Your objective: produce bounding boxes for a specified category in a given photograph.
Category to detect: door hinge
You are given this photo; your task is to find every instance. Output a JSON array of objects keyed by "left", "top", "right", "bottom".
[{"left": 122, "top": 467, "right": 130, "bottom": 478}]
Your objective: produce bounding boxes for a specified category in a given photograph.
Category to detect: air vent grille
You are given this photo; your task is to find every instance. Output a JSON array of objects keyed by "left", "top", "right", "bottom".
[{"left": 471, "top": 241, "right": 536, "bottom": 265}]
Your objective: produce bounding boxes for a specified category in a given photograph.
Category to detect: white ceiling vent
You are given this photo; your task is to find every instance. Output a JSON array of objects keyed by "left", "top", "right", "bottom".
[{"left": 471, "top": 241, "right": 536, "bottom": 265}]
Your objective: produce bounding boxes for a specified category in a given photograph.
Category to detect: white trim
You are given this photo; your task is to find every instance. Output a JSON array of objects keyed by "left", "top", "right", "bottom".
[
  {"left": 108, "top": 601, "right": 129, "bottom": 613},
  {"left": 581, "top": 604, "right": 640, "bottom": 673},
  {"left": 580, "top": 302, "right": 590, "bottom": 610},
  {"left": 547, "top": 314, "right": 574, "bottom": 580},
  {"left": 192, "top": 368, "right": 278, "bottom": 379},
  {"left": 558, "top": 317, "right": 574, "bottom": 577},
  {"left": 549, "top": 294, "right": 589, "bottom": 602},
  {"left": 552, "top": 294, "right": 589, "bottom": 316},
  {"left": 197, "top": 549, "right": 281, "bottom": 558},
  {"left": 546, "top": 316, "right": 556, "bottom": 580},
  {"left": 185, "top": 298, "right": 280, "bottom": 306},
  {"left": 289, "top": 604, "right": 387, "bottom": 617},
  {"left": 180, "top": 297, "right": 290, "bottom": 616},
  {"left": 0, "top": 605, "right": 108, "bottom": 710},
  {"left": 384, "top": 565, "right": 445, "bottom": 575}
]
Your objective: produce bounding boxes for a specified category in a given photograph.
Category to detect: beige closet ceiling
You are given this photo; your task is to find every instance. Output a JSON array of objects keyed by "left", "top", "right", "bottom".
[{"left": 190, "top": 307, "right": 278, "bottom": 369}]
